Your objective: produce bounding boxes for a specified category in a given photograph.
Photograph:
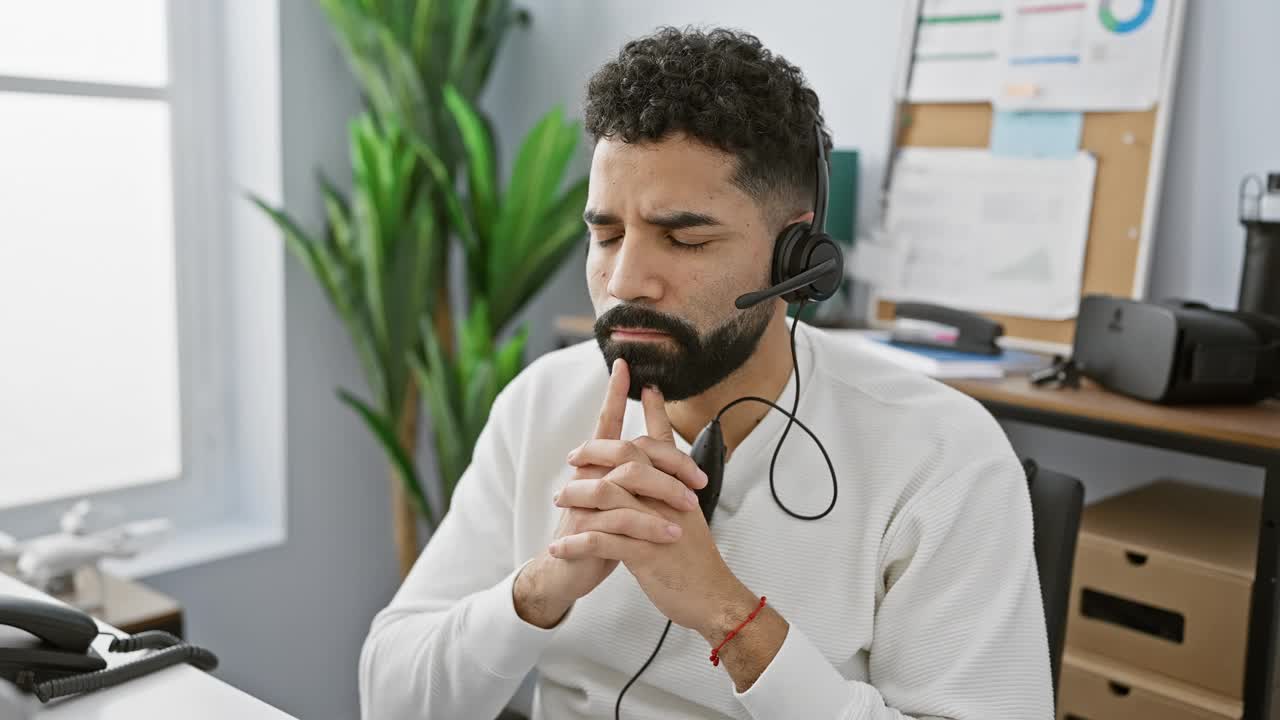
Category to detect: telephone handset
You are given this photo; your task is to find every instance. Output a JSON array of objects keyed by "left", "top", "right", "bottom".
[
  {"left": 0, "top": 593, "right": 219, "bottom": 703},
  {"left": 0, "top": 593, "right": 106, "bottom": 680}
]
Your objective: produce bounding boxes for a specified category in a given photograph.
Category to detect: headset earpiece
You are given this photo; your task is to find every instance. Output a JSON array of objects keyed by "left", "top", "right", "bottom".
[
  {"left": 762, "top": 121, "right": 844, "bottom": 306},
  {"left": 771, "top": 224, "right": 843, "bottom": 303}
]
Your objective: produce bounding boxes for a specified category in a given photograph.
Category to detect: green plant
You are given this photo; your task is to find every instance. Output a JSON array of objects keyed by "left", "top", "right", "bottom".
[{"left": 252, "top": 0, "right": 588, "bottom": 576}]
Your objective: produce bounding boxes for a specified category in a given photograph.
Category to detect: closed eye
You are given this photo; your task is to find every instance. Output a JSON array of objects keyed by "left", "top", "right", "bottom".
[{"left": 668, "top": 236, "right": 708, "bottom": 252}]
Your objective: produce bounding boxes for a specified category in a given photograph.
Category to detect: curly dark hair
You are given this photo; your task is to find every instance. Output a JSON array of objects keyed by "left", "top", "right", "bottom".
[{"left": 584, "top": 26, "right": 831, "bottom": 228}]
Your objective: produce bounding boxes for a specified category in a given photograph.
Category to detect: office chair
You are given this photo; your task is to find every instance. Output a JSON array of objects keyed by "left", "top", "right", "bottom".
[{"left": 1021, "top": 457, "right": 1085, "bottom": 702}]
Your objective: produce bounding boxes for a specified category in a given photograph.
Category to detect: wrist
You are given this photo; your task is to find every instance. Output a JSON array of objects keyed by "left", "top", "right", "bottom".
[
  {"left": 513, "top": 555, "right": 574, "bottom": 629},
  {"left": 696, "top": 580, "right": 761, "bottom": 644}
]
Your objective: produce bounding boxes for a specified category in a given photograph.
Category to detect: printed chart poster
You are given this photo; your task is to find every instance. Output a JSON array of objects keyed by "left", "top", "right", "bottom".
[
  {"left": 908, "top": 0, "right": 1004, "bottom": 102},
  {"left": 996, "top": 0, "right": 1173, "bottom": 110}
]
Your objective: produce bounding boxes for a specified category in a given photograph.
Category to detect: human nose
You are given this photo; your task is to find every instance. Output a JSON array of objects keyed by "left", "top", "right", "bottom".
[{"left": 605, "top": 237, "right": 664, "bottom": 303}]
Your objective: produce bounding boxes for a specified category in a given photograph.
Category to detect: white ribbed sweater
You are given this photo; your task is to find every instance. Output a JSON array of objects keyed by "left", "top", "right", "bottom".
[{"left": 359, "top": 324, "right": 1054, "bottom": 719}]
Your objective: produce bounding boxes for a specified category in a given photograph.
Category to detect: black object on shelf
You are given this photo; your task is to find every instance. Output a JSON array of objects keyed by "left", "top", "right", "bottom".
[{"left": 1239, "top": 173, "right": 1280, "bottom": 320}]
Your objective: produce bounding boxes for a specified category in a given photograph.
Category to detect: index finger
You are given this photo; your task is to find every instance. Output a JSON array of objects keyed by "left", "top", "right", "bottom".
[
  {"left": 593, "top": 358, "right": 630, "bottom": 440},
  {"left": 641, "top": 385, "right": 674, "bottom": 445}
]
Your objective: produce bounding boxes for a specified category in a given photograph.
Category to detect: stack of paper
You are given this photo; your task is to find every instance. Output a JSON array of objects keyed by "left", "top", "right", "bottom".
[{"left": 834, "top": 330, "right": 1051, "bottom": 379}]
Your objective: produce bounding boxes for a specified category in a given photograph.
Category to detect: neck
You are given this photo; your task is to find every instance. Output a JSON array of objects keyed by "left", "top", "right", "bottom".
[{"left": 667, "top": 302, "right": 796, "bottom": 457}]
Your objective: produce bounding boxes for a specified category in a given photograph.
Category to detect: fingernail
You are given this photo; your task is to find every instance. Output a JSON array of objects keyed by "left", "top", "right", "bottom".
[
  {"left": 699, "top": 469, "right": 709, "bottom": 486},
  {"left": 548, "top": 541, "right": 560, "bottom": 555},
  {"left": 685, "top": 488, "right": 699, "bottom": 509},
  {"left": 666, "top": 524, "right": 682, "bottom": 538},
  {"left": 611, "top": 358, "right": 620, "bottom": 373},
  {"left": 552, "top": 491, "right": 561, "bottom": 505},
  {"left": 566, "top": 450, "right": 578, "bottom": 462}
]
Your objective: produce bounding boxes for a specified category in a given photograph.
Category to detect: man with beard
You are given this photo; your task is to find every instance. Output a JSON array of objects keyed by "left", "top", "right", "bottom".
[{"left": 360, "top": 27, "right": 1053, "bottom": 720}]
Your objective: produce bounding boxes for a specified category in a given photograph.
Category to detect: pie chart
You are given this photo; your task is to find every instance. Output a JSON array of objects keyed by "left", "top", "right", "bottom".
[{"left": 1099, "top": 0, "right": 1155, "bottom": 34}]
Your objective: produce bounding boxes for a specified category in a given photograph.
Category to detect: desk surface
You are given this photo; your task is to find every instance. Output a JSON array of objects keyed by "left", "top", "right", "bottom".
[
  {"left": 947, "top": 376, "right": 1280, "bottom": 451},
  {"left": 554, "top": 314, "right": 1280, "bottom": 451},
  {"left": 0, "top": 574, "right": 294, "bottom": 720}
]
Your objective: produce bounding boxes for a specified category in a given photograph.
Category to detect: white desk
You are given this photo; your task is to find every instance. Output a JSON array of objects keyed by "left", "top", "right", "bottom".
[{"left": 0, "top": 573, "right": 294, "bottom": 719}]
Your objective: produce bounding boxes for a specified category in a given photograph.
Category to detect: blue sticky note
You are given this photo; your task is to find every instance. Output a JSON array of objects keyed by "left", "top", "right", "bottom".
[{"left": 989, "top": 111, "right": 1084, "bottom": 158}]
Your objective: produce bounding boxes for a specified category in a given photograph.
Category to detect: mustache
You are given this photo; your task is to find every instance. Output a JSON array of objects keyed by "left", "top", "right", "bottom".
[{"left": 594, "top": 304, "right": 700, "bottom": 347}]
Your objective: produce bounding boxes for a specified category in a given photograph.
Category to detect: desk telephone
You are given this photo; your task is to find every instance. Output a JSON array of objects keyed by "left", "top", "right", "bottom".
[{"left": 0, "top": 593, "right": 218, "bottom": 703}]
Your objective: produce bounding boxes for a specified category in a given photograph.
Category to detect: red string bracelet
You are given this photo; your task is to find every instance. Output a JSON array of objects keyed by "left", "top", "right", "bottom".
[{"left": 709, "top": 596, "right": 767, "bottom": 667}]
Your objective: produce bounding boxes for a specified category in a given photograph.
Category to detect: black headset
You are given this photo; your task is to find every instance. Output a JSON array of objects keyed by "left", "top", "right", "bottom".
[{"left": 734, "top": 122, "right": 844, "bottom": 310}]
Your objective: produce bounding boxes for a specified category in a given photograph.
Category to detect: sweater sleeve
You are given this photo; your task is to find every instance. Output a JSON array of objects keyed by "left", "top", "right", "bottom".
[
  {"left": 734, "top": 451, "right": 1054, "bottom": 720},
  {"left": 358, "top": 389, "right": 567, "bottom": 720}
]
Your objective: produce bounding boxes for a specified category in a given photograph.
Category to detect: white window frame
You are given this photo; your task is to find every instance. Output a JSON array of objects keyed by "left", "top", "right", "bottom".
[{"left": 0, "top": 0, "right": 286, "bottom": 577}]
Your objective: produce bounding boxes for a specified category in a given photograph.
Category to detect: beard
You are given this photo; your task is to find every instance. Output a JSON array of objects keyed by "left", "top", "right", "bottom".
[{"left": 593, "top": 300, "right": 773, "bottom": 401}]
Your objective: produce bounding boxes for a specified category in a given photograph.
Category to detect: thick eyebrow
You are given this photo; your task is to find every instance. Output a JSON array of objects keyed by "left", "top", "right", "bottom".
[{"left": 582, "top": 208, "right": 723, "bottom": 230}]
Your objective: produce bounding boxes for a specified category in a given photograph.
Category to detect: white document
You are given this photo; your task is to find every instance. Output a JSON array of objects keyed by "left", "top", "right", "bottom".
[
  {"left": 907, "top": 0, "right": 1004, "bottom": 102},
  {"left": 879, "top": 148, "right": 1097, "bottom": 320},
  {"left": 995, "top": 0, "right": 1172, "bottom": 110}
]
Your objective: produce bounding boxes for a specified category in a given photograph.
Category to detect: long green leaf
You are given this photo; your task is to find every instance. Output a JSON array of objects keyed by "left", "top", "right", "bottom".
[
  {"left": 409, "top": 0, "right": 438, "bottom": 62},
  {"left": 492, "top": 108, "right": 579, "bottom": 266},
  {"left": 447, "top": 0, "right": 482, "bottom": 79},
  {"left": 338, "top": 389, "right": 434, "bottom": 526},
  {"left": 317, "top": 173, "right": 356, "bottom": 269},
  {"left": 494, "top": 326, "right": 528, "bottom": 388},
  {"left": 411, "top": 351, "right": 466, "bottom": 506},
  {"left": 349, "top": 117, "right": 391, "bottom": 359},
  {"left": 490, "top": 174, "right": 589, "bottom": 329},
  {"left": 251, "top": 197, "right": 343, "bottom": 313},
  {"left": 320, "top": 1, "right": 398, "bottom": 120},
  {"left": 455, "top": 2, "right": 524, "bottom": 98},
  {"left": 460, "top": 363, "right": 497, "bottom": 462},
  {"left": 376, "top": 23, "right": 431, "bottom": 135},
  {"left": 409, "top": 135, "right": 479, "bottom": 261},
  {"left": 491, "top": 108, "right": 559, "bottom": 248},
  {"left": 458, "top": 301, "right": 493, "bottom": 390},
  {"left": 442, "top": 85, "right": 497, "bottom": 244}
]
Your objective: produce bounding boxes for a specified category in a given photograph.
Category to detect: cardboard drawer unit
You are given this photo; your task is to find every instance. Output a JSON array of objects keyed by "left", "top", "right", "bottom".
[
  {"left": 1058, "top": 649, "right": 1243, "bottom": 720},
  {"left": 1065, "top": 480, "right": 1260, "bottom": 700}
]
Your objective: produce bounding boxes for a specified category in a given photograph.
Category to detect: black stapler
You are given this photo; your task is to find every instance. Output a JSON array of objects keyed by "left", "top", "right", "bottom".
[{"left": 890, "top": 302, "right": 1004, "bottom": 356}]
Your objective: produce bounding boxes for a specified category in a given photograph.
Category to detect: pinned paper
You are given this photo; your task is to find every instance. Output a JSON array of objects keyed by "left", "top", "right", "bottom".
[
  {"left": 882, "top": 148, "right": 1097, "bottom": 320},
  {"left": 989, "top": 110, "right": 1083, "bottom": 158}
]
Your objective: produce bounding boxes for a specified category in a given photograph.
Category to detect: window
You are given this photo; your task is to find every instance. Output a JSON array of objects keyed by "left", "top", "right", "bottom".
[
  {"left": 0, "top": 1, "right": 180, "bottom": 508},
  {"left": 0, "top": 1, "right": 285, "bottom": 573}
]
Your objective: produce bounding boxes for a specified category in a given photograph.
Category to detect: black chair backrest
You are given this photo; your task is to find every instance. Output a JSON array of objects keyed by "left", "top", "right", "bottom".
[{"left": 1021, "top": 457, "right": 1085, "bottom": 702}]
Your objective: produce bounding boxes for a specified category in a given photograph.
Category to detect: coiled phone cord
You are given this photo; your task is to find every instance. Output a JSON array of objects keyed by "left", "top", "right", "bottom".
[
  {"left": 614, "top": 300, "right": 839, "bottom": 719},
  {"left": 24, "top": 630, "right": 219, "bottom": 703}
]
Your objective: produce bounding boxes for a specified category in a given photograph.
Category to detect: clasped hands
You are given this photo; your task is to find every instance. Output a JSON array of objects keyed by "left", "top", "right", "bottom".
[{"left": 518, "top": 357, "right": 746, "bottom": 639}]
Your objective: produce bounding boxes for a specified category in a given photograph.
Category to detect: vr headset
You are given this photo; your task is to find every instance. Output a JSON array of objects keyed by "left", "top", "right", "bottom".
[{"left": 1071, "top": 294, "right": 1280, "bottom": 404}]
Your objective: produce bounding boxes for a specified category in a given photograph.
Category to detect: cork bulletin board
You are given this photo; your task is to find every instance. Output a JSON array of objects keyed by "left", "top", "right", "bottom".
[{"left": 871, "top": 1, "right": 1188, "bottom": 352}]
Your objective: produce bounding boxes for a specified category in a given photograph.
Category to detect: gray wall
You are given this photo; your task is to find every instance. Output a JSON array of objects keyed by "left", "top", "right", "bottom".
[
  {"left": 144, "top": 1, "right": 400, "bottom": 718},
  {"left": 1150, "top": 0, "right": 1280, "bottom": 307},
  {"left": 136, "top": 2, "right": 1276, "bottom": 718}
]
